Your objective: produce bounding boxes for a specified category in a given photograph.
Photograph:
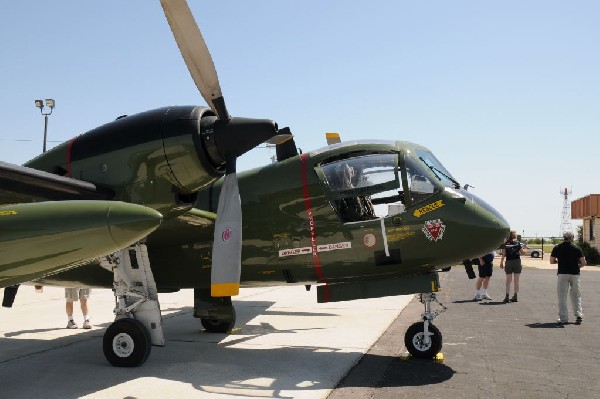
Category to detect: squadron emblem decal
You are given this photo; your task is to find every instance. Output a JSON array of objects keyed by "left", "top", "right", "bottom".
[{"left": 422, "top": 219, "right": 446, "bottom": 242}]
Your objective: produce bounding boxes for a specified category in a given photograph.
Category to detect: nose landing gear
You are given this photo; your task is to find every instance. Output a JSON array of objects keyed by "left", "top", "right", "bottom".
[{"left": 404, "top": 292, "right": 447, "bottom": 359}]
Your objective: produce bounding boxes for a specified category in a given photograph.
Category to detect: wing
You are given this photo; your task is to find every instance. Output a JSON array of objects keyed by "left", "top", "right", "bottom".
[
  {"left": 0, "top": 160, "right": 113, "bottom": 204},
  {"left": 0, "top": 161, "right": 162, "bottom": 288}
]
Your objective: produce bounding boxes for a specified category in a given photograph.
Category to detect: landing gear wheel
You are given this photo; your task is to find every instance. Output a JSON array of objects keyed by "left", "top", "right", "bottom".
[
  {"left": 404, "top": 321, "right": 443, "bottom": 359},
  {"left": 103, "top": 318, "right": 151, "bottom": 367},
  {"left": 200, "top": 306, "right": 236, "bottom": 333}
]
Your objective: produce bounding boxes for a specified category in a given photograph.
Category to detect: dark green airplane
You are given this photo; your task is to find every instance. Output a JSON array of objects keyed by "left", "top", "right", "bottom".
[{"left": 5, "top": 0, "right": 509, "bottom": 367}]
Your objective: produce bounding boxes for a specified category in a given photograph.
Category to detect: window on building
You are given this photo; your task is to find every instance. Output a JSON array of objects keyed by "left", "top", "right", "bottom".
[{"left": 590, "top": 218, "right": 595, "bottom": 241}]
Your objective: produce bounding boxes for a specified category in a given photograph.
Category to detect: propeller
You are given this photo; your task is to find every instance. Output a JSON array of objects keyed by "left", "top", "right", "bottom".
[
  {"left": 160, "top": 0, "right": 228, "bottom": 120},
  {"left": 160, "top": 0, "right": 289, "bottom": 297}
]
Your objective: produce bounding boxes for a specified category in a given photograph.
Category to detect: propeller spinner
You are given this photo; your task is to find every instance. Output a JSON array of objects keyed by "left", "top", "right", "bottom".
[{"left": 160, "top": 0, "right": 287, "bottom": 296}]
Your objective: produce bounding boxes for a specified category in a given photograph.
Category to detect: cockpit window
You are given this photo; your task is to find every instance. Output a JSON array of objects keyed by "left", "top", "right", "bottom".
[
  {"left": 404, "top": 156, "right": 439, "bottom": 204},
  {"left": 319, "top": 153, "right": 399, "bottom": 222},
  {"left": 415, "top": 149, "right": 459, "bottom": 189},
  {"left": 321, "top": 153, "right": 399, "bottom": 197}
]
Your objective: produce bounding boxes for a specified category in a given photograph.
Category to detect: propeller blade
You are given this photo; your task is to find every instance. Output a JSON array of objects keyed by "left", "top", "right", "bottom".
[
  {"left": 160, "top": 0, "right": 229, "bottom": 120},
  {"left": 211, "top": 169, "right": 242, "bottom": 297}
]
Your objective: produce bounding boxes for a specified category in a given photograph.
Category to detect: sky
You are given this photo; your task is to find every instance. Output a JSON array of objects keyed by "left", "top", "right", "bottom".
[{"left": 1, "top": 1, "right": 598, "bottom": 237}]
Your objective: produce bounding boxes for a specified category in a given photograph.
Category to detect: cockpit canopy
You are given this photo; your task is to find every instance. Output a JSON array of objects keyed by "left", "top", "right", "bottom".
[{"left": 317, "top": 147, "right": 458, "bottom": 223}]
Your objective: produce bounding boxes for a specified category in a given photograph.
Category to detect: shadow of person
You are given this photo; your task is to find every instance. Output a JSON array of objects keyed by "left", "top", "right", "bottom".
[{"left": 526, "top": 322, "right": 566, "bottom": 329}]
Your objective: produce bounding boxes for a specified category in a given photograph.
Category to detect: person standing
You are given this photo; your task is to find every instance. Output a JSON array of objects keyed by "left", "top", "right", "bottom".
[
  {"left": 65, "top": 288, "right": 92, "bottom": 329},
  {"left": 499, "top": 230, "right": 525, "bottom": 303},
  {"left": 473, "top": 251, "right": 495, "bottom": 301},
  {"left": 550, "top": 231, "right": 586, "bottom": 324}
]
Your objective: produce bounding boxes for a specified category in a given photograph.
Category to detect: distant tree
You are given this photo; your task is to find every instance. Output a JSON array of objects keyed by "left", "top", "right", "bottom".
[{"left": 576, "top": 225, "right": 600, "bottom": 265}]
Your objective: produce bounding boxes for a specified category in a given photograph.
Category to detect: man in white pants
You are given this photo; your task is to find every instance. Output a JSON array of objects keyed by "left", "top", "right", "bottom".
[{"left": 550, "top": 232, "right": 587, "bottom": 325}]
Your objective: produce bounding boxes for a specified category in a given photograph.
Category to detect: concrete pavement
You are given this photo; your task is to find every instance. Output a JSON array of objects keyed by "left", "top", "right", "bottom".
[{"left": 0, "top": 284, "right": 412, "bottom": 398}]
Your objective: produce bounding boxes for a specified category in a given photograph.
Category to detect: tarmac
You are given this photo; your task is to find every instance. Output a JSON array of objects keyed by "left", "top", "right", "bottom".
[
  {"left": 329, "top": 256, "right": 600, "bottom": 399},
  {"left": 1, "top": 256, "right": 598, "bottom": 398}
]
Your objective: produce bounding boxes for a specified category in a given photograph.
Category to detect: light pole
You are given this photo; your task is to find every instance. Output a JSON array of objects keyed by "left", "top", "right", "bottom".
[{"left": 34, "top": 98, "right": 55, "bottom": 153}]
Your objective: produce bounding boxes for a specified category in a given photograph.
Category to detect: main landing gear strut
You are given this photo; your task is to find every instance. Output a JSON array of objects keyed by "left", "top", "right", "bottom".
[
  {"left": 404, "top": 292, "right": 447, "bottom": 359},
  {"left": 100, "top": 243, "right": 164, "bottom": 367}
]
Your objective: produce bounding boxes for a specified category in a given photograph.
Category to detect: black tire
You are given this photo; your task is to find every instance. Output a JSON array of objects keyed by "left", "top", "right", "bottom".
[
  {"left": 201, "top": 306, "right": 236, "bottom": 333},
  {"left": 531, "top": 251, "right": 540, "bottom": 258},
  {"left": 404, "top": 322, "right": 443, "bottom": 359},
  {"left": 103, "top": 318, "right": 151, "bottom": 367}
]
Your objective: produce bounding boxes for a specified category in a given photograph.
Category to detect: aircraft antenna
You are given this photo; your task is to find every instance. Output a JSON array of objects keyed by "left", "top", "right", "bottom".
[{"left": 559, "top": 187, "right": 573, "bottom": 236}]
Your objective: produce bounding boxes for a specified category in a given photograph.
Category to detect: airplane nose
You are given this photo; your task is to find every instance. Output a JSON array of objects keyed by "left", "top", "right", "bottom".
[
  {"left": 462, "top": 191, "right": 510, "bottom": 254},
  {"left": 106, "top": 202, "right": 163, "bottom": 247}
]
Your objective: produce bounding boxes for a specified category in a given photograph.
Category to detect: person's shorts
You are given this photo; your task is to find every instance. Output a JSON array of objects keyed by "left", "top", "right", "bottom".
[
  {"left": 65, "top": 288, "right": 90, "bottom": 302},
  {"left": 505, "top": 259, "right": 522, "bottom": 274},
  {"left": 478, "top": 263, "right": 493, "bottom": 278}
]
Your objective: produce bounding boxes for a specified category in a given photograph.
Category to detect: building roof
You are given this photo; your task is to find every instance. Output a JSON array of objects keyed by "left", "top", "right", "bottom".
[{"left": 572, "top": 194, "right": 600, "bottom": 219}]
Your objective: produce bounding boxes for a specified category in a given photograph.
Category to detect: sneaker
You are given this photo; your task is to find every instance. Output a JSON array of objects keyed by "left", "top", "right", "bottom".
[
  {"left": 481, "top": 294, "right": 492, "bottom": 300},
  {"left": 473, "top": 294, "right": 481, "bottom": 302},
  {"left": 557, "top": 319, "right": 568, "bottom": 325},
  {"left": 67, "top": 320, "right": 78, "bottom": 329},
  {"left": 503, "top": 295, "right": 510, "bottom": 303},
  {"left": 576, "top": 317, "right": 583, "bottom": 324},
  {"left": 83, "top": 320, "right": 92, "bottom": 329},
  {"left": 510, "top": 294, "right": 518, "bottom": 302}
]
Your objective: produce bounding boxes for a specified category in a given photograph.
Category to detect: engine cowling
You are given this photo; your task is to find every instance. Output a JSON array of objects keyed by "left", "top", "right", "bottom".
[{"left": 25, "top": 106, "right": 277, "bottom": 218}]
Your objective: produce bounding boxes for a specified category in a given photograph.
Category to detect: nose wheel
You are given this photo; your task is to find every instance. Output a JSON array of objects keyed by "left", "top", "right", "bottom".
[
  {"left": 404, "top": 292, "right": 446, "bottom": 359},
  {"left": 405, "top": 321, "right": 442, "bottom": 358}
]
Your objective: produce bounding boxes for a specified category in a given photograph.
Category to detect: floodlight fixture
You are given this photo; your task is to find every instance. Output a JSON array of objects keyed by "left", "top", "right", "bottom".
[{"left": 34, "top": 98, "right": 56, "bottom": 152}]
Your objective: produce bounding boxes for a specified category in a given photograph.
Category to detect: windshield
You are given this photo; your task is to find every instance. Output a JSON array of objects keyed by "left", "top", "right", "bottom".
[{"left": 415, "top": 149, "right": 460, "bottom": 189}]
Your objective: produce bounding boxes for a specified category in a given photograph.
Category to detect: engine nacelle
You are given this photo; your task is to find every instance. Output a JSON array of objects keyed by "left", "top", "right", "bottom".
[{"left": 25, "top": 106, "right": 277, "bottom": 218}]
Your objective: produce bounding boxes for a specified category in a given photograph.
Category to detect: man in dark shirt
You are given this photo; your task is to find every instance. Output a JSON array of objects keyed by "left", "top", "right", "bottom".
[{"left": 550, "top": 231, "right": 587, "bottom": 324}]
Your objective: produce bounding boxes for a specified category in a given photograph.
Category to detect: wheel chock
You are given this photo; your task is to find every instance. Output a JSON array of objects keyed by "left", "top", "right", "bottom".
[{"left": 398, "top": 352, "right": 444, "bottom": 363}]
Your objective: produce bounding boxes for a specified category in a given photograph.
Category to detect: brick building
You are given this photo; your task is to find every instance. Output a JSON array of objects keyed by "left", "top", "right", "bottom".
[{"left": 571, "top": 194, "right": 600, "bottom": 252}]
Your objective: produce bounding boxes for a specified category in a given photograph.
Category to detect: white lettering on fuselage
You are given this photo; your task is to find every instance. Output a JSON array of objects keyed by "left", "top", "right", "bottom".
[{"left": 279, "top": 241, "right": 352, "bottom": 258}]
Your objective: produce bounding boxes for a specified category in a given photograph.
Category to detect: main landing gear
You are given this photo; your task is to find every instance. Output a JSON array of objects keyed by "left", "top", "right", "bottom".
[
  {"left": 193, "top": 288, "right": 237, "bottom": 333},
  {"left": 100, "top": 243, "right": 164, "bottom": 367},
  {"left": 404, "top": 292, "right": 447, "bottom": 359}
]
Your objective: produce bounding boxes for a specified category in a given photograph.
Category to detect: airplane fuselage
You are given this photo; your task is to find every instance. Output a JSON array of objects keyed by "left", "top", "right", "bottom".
[{"left": 33, "top": 134, "right": 509, "bottom": 293}]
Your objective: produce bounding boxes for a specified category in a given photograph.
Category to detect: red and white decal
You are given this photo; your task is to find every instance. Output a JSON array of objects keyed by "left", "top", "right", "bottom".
[
  {"left": 363, "top": 233, "right": 376, "bottom": 248},
  {"left": 279, "top": 241, "right": 351, "bottom": 258},
  {"left": 317, "top": 241, "right": 351, "bottom": 253},
  {"left": 221, "top": 227, "right": 232, "bottom": 242},
  {"left": 422, "top": 219, "right": 446, "bottom": 242}
]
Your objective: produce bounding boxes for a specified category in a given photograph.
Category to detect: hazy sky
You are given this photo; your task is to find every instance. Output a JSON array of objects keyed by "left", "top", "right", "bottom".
[{"left": 1, "top": 1, "right": 598, "bottom": 237}]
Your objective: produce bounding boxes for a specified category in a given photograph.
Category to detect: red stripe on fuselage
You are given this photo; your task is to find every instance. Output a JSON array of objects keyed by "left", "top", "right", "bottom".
[
  {"left": 66, "top": 138, "right": 76, "bottom": 177},
  {"left": 300, "top": 153, "right": 330, "bottom": 302}
]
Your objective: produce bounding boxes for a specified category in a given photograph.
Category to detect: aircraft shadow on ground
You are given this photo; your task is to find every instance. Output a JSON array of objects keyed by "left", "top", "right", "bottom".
[
  {"left": 335, "top": 353, "right": 455, "bottom": 388},
  {"left": 3, "top": 327, "right": 66, "bottom": 337},
  {"left": 0, "top": 299, "right": 389, "bottom": 398}
]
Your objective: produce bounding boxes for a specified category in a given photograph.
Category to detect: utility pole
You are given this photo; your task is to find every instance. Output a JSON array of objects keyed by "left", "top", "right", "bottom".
[{"left": 34, "top": 99, "right": 55, "bottom": 152}]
